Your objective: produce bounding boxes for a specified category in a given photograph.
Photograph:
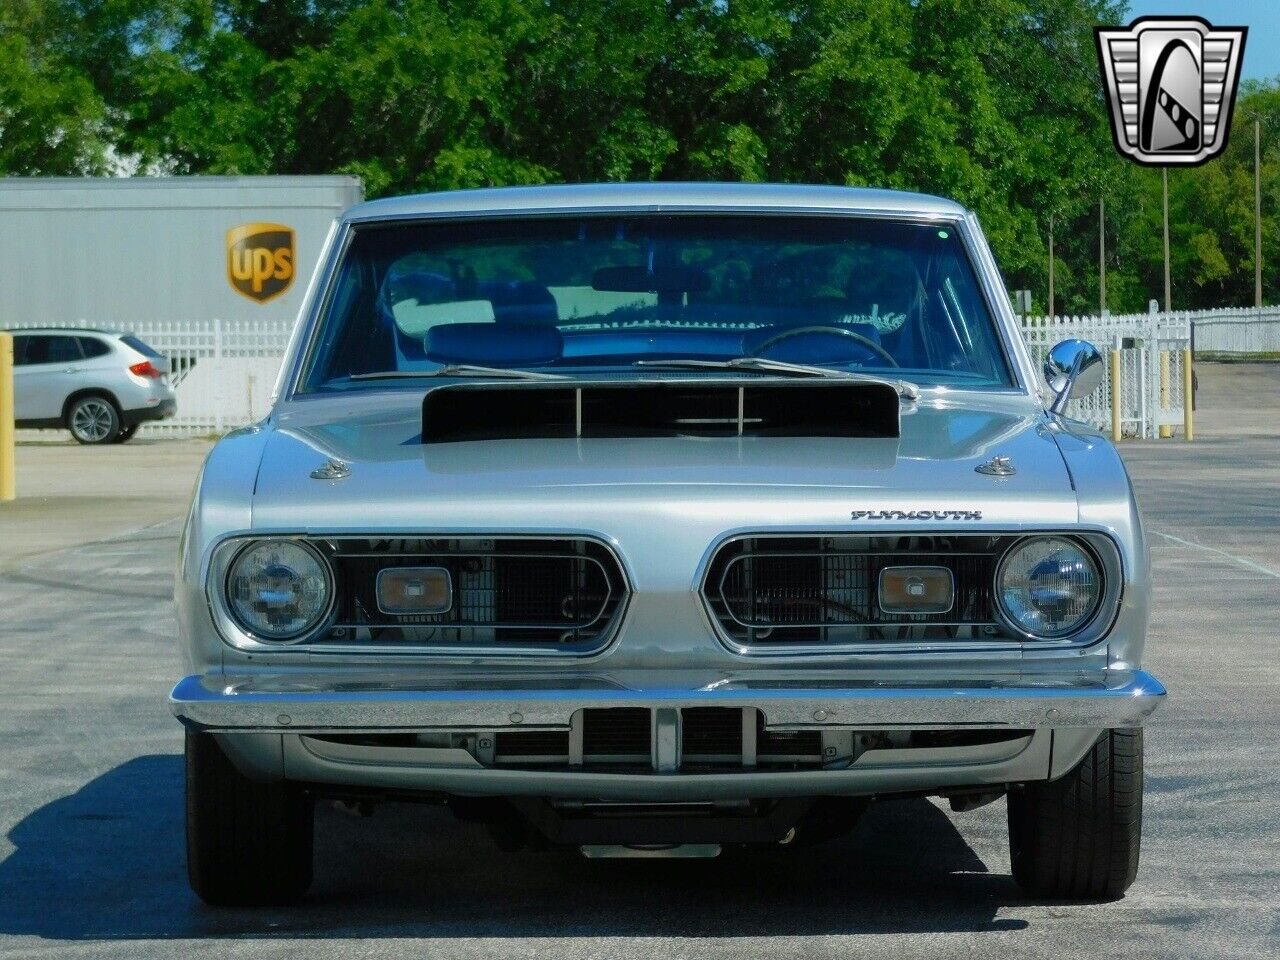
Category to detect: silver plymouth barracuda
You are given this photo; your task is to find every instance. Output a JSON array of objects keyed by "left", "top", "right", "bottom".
[{"left": 170, "top": 183, "right": 1165, "bottom": 906}]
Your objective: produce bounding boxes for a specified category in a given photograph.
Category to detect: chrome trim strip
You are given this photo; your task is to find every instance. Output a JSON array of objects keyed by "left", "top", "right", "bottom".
[
  {"left": 170, "top": 669, "right": 1166, "bottom": 733},
  {"left": 961, "top": 212, "right": 1040, "bottom": 394},
  {"left": 282, "top": 219, "right": 354, "bottom": 399}
]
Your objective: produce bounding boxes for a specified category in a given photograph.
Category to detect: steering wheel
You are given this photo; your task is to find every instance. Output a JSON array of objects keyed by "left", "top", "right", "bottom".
[{"left": 750, "top": 325, "right": 899, "bottom": 368}]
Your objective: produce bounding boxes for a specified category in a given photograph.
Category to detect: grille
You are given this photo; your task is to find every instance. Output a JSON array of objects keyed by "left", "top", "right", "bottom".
[
  {"left": 703, "top": 535, "right": 1013, "bottom": 647},
  {"left": 489, "top": 708, "right": 828, "bottom": 772},
  {"left": 682, "top": 708, "right": 744, "bottom": 759},
  {"left": 313, "top": 536, "right": 627, "bottom": 653},
  {"left": 494, "top": 731, "right": 569, "bottom": 762},
  {"left": 582, "top": 708, "right": 651, "bottom": 762},
  {"left": 758, "top": 727, "right": 823, "bottom": 763}
]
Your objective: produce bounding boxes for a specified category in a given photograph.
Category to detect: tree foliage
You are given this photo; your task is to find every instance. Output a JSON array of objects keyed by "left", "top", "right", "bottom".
[
  {"left": 4, "top": 0, "right": 1279, "bottom": 311},
  {"left": 0, "top": 0, "right": 108, "bottom": 174}
]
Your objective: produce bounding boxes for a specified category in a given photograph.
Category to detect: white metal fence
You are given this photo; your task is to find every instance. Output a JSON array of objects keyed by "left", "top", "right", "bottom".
[
  {"left": 1183, "top": 305, "right": 1280, "bottom": 354},
  {"left": 12, "top": 305, "right": 1276, "bottom": 439},
  {"left": 1020, "top": 309, "right": 1193, "bottom": 439}
]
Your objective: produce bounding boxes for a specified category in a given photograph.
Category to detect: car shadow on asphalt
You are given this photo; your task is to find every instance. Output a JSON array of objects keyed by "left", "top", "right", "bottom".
[{"left": 0, "top": 754, "right": 1030, "bottom": 940}]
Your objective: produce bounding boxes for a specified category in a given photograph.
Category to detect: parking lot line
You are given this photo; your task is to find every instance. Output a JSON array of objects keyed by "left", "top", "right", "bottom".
[{"left": 1149, "top": 529, "right": 1280, "bottom": 580}]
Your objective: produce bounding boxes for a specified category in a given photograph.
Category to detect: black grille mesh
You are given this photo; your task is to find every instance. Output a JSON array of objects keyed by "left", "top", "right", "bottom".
[
  {"left": 494, "top": 731, "right": 569, "bottom": 760},
  {"left": 682, "top": 707, "right": 744, "bottom": 757},
  {"left": 705, "top": 535, "right": 1010, "bottom": 645},
  {"left": 582, "top": 708, "right": 651, "bottom": 759},
  {"left": 316, "top": 537, "right": 626, "bottom": 652}
]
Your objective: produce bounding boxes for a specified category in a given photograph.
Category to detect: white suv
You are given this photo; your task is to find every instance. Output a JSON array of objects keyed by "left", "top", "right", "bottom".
[{"left": 7, "top": 328, "right": 177, "bottom": 443}]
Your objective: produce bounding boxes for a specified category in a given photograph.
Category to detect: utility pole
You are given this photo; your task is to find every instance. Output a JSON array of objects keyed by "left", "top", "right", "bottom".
[
  {"left": 1255, "top": 118, "right": 1263, "bottom": 308},
  {"left": 1048, "top": 214, "right": 1055, "bottom": 317},
  {"left": 1163, "top": 168, "right": 1171, "bottom": 311},
  {"left": 1099, "top": 195, "right": 1107, "bottom": 316}
]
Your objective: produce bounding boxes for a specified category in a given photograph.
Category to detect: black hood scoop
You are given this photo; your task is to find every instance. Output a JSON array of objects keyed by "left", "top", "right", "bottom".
[{"left": 421, "top": 379, "right": 900, "bottom": 443}]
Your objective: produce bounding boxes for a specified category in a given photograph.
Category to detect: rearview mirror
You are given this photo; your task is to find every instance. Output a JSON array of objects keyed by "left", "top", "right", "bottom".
[{"left": 1044, "top": 339, "right": 1104, "bottom": 415}]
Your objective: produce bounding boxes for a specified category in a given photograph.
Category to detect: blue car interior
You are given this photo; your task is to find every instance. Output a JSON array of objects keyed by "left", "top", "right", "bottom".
[{"left": 380, "top": 270, "right": 907, "bottom": 370}]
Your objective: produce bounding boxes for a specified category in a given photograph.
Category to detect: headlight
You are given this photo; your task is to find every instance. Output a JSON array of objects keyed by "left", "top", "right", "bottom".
[
  {"left": 996, "top": 536, "right": 1101, "bottom": 639},
  {"left": 225, "top": 539, "right": 332, "bottom": 641}
]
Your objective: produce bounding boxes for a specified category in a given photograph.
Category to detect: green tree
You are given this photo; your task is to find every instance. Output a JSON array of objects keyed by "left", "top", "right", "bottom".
[
  {"left": 19, "top": 0, "right": 1280, "bottom": 310},
  {"left": 0, "top": 0, "right": 108, "bottom": 174}
]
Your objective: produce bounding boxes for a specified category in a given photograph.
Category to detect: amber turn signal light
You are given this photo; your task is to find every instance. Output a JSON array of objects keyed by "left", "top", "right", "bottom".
[
  {"left": 376, "top": 566, "right": 452, "bottom": 615},
  {"left": 878, "top": 566, "right": 954, "bottom": 614}
]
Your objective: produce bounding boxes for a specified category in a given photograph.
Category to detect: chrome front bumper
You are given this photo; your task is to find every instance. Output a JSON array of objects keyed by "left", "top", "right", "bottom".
[{"left": 170, "top": 669, "right": 1165, "bottom": 733}]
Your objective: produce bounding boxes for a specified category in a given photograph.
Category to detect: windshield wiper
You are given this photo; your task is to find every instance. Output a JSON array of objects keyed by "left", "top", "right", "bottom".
[
  {"left": 347, "top": 364, "right": 566, "bottom": 382},
  {"left": 633, "top": 358, "right": 919, "bottom": 399}
]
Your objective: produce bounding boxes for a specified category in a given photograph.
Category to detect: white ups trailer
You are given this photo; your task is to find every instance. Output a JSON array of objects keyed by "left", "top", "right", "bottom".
[
  {"left": 0, "top": 176, "right": 363, "bottom": 434},
  {"left": 0, "top": 176, "right": 362, "bottom": 327}
]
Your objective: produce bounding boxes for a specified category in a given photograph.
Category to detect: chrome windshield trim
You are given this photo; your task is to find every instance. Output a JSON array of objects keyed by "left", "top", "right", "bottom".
[{"left": 282, "top": 205, "right": 1026, "bottom": 400}]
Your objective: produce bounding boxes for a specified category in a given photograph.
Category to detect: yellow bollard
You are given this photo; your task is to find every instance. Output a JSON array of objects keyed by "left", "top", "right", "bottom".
[
  {"left": 1110, "top": 349, "right": 1122, "bottom": 442},
  {"left": 1159, "top": 350, "right": 1172, "bottom": 438},
  {"left": 0, "top": 332, "right": 14, "bottom": 501},
  {"left": 1183, "top": 348, "right": 1194, "bottom": 442}
]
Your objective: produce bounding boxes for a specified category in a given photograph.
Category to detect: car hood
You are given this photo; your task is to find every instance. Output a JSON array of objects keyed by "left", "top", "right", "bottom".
[{"left": 250, "top": 388, "right": 1077, "bottom": 536}]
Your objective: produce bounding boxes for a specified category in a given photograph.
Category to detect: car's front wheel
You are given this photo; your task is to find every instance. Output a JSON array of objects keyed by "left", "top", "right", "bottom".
[
  {"left": 185, "top": 730, "right": 313, "bottom": 905},
  {"left": 1007, "top": 728, "right": 1143, "bottom": 900},
  {"left": 66, "top": 395, "right": 121, "bottom": 444}
]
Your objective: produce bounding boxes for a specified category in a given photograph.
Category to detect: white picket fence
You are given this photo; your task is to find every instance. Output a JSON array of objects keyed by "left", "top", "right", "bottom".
[
  {"left": 13, "top": 305, "right": 1277, "bottom": 439},
  {"left": 1183, "top": 305, "right": 1280, "bottom": 354},
  {"left": 1020, "top": 309, "right": 1193, "bottom": 438}
]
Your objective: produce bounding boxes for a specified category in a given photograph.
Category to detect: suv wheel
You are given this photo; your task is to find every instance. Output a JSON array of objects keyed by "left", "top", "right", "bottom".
[
  {"left": 67, "top": 396, "right": 120, "bottom": 444},
  {"left": 185, "top": 730, "right": 313, "bottom": 905},
  {"left": 1008, "top": 728, "right": 1143, "bottom": 901}
]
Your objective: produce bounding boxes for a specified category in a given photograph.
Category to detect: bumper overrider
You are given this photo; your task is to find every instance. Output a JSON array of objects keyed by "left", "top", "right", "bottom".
[{"left": 171, "top": 669, "right": 1164, "bottom": 733}]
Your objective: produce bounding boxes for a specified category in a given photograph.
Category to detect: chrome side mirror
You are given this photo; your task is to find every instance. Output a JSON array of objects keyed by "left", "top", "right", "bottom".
[{"left": 1044, "top": 339, "right": 1104, "bottom": 415}]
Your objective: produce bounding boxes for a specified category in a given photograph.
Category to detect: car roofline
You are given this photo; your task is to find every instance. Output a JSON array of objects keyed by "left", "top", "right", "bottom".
[
  {"left": 340, "top": 182, "right": 970, "bottom": 224},
  {"left": 1, "top": 327, "right": 130, "bottom": 337}
]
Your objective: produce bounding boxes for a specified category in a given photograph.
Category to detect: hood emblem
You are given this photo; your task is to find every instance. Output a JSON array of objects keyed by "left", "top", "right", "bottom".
[
  {"left": 310, "top": 458, "right": 351, "bottom": 480},
  {"left": 976, "top": 455, "right": 1016, "bottom": 477}
]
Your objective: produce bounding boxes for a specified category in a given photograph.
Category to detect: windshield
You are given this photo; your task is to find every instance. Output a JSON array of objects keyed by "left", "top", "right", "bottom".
[{"left": 300, "top": 214, "right": 1013, "bottom": 392}]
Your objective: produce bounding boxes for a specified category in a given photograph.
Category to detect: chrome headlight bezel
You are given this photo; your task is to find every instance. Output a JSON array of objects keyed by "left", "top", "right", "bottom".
[
  {"left": 208, "top": 536, "right": 336, "bottom": 647},
  {"left": 994, "top": 534, "right": 1120, "bottom": 643}
]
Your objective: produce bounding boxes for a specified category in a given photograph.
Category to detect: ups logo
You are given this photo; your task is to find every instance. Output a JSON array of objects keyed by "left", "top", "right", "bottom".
[{"left": 227, "top": 223, "right": 295, "bottom": 303}]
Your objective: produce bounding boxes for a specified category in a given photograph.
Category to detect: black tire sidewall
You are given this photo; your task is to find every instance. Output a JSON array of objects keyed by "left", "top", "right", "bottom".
[
  {"left": 1008, "top": 728, "right": 1143, "bottom": 901},
  {"left": 185, "top": 730, "right": 313, "bottom": 905}
]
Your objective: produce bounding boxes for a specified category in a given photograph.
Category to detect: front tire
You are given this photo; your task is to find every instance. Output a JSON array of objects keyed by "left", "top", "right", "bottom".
[
  {"left": 67, "top": 395, "right": 120, "bottom": 444},
  {"left": 185, "top": 730, "right": 313, "bottom": 906},
  {"left": 1008, "top": 728, "right": 1143, "bottom": 900}
]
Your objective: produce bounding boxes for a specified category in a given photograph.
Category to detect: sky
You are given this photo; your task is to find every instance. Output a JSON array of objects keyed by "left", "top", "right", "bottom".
[{"left": 1123, "top": 2, "right": 1279, "bottom": 83}]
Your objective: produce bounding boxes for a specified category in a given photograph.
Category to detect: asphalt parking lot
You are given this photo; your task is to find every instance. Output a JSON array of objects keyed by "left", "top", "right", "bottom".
[{"left": 0, "top": 366, "right": 1277, "bottom": 959}]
